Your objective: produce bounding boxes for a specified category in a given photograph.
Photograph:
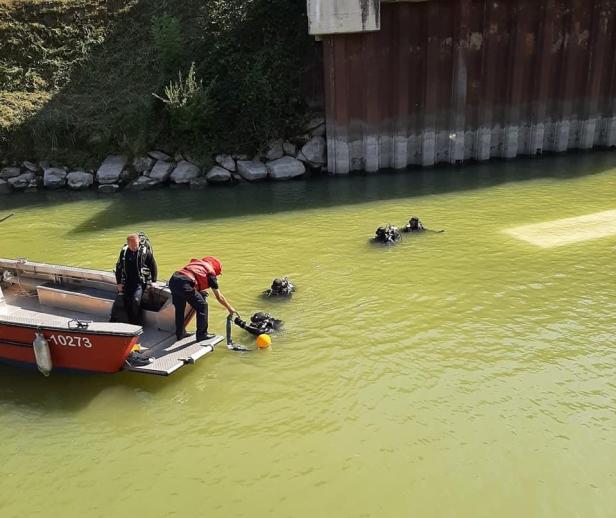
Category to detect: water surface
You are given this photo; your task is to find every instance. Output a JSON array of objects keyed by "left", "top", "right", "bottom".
[{"left": 1, "top": 153, "right": 615, "bottom": 517}]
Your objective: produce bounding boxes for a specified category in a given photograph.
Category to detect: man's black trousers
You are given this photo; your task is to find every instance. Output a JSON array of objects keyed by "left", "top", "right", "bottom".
[{"left": 168, "top": 272, "right": 208, "bottom": 341}]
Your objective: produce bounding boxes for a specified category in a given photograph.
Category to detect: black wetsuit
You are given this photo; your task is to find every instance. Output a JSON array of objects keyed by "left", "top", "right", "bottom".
[{"left": 115, "top": 248, "right": 157, "bottom": 325}]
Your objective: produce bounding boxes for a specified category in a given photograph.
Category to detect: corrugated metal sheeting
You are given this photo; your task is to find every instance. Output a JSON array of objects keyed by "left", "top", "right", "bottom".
[{"left": 322, "top": 0, "right": 616, "bottom": 173}]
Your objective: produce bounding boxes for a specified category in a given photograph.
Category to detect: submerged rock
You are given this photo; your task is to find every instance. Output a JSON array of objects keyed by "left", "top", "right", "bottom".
[
  {"left": 98, "top": 183, "right": 120, "bottom": 193},
  {"left": 0, "top": 179, "right": 10, "bottom": 194},
  {"left": 126, "top": 176, "right": 160, "bottom": 191},
  {"left": 189, "top": 178, "right": 209, "bottom": 190}
]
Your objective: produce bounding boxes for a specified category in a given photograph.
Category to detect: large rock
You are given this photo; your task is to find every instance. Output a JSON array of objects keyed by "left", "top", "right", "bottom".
[
  {"left": 132, "top": 155, "right": 155, "bottom": 173},
  {"left": 96, "top": 155, "right": 127, "bottom": 184},
  {"left": 266, "top": 156, "right": 306, "bottom": 180},
  {"left": 215, "top": 154, "right": 236, "bottom": 172},
  {"left": 43, "top": 167, "right": 67, "bottom": 189},
  {"left": 0, "top": 179, "right": 10, "bottom": 194},
  {"left": 67, "top": 171, "right": 94, "bottom": 190},
  {"left": 126, "top": 176, "right": 160, "bottom": 191},
  {"left": 148, "top": 160, "right": 175, "bottom": 182},
  {"left": 171, "top": 160, "right": 201, "bottom": 184},
  {"left": 0, "top": 167, "right": 20, "bottom": 180},
  {"left": 236, "top": 160, "right": 267, "bottom": 181},
  {"left": 8, "top": 173, "right": 35, "bottom": 191},
  {"left": 299, "top": 136, "right": 326, "bottom": 166},
  {"left": 206, "top": 166, "right": 232, "bottom": 184},
  {"left": 265, "top": 139, "right": 284, "bottom": 161},
  {"left": 98, "top": 183, "right": 120, "bottom": 193},
  {"left": 22, "top": 161, "right": 40, "bottom": 173},
  {"left": 147, "top": 150, "right": 171, "bottom": 161}
]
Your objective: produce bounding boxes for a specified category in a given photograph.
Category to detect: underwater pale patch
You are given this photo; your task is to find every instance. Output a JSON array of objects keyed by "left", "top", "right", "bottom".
[{"left": 504, "top": 209, "right": 616, "bottom": 247}]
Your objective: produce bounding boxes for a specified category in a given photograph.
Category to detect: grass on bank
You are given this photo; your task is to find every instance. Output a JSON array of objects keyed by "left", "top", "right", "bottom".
[{"left": 0, "top": 0, "right": 319, "bottom": 168}]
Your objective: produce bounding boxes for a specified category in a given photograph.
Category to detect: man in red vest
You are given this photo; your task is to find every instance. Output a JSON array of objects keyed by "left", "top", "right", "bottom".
[{"left": 168, "top": 256, "right": 236, "bottom": 342}]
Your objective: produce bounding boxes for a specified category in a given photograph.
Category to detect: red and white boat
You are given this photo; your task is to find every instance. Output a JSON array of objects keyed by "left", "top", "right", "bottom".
[{"left": 0, "top": 258, "right": 222, "bottom": 376}]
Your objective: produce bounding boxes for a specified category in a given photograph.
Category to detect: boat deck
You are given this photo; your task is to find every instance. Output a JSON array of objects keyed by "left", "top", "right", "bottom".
[{"left": 1, "top": 285, "right": 223, "bottom": 376}]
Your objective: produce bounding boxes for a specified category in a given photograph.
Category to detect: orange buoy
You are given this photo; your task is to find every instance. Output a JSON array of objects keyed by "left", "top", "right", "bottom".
[{"left": 256, "top": 334, "right": 271, "bottom": 349}]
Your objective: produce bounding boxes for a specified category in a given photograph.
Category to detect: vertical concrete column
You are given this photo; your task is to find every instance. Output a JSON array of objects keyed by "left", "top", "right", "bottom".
[
  {"left": 449, "top": 0, "right": 470, "bottom": 164},
  {"left": 421, "top": 2, "right": 440, "bottom": 166},
  {"left": 581, "top": 0, "right": 609, "bottom": 149}
]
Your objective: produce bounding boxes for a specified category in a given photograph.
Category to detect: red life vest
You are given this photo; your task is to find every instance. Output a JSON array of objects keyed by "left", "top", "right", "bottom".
[{"left": 178, "top": 257, "right": 222, "bottom": 291}]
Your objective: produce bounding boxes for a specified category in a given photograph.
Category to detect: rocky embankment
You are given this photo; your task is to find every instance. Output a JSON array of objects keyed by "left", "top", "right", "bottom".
[{"left": 0, "top": 119, "right": 326, "bottom": 195}]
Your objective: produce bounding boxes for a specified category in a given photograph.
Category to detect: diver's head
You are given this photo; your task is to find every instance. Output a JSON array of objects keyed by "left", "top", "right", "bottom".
[{"left": 127, "top": 233, "right": 139, "bottom": 252}]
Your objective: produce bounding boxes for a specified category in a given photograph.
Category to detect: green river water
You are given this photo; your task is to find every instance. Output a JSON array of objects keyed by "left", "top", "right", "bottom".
[{"left": 0, "top": 152, "right": 615, "bottom": 517}]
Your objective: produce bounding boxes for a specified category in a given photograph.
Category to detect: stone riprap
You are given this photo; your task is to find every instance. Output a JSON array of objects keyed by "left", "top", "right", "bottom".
[
  {"left": 67, "top": 171, "right": 94, "bottom": 190},
  {"left": 236, "top": 160, "right": 268, "bottom": 181},
  {"left": 171, "top": 160, "right": 201, "bottom": 184},
  {"left": 206, "top": 166, "right": 232, "bottom": 183},
  {"left": 0, "top": 112, "right": 327, "bottom": 194},
  {"left": 266, "top": 156, "right": 306, "bottom": 180},
  {"left": 96, "top": 155, "right": 127, "bottom": 184},
  {"left": 43, "top": 167, "right": 68, "bottom": 189}
]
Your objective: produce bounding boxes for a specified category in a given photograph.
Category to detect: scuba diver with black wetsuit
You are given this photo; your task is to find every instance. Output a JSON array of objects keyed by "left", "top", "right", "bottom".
[
  {"left": 374, "top": 224, "right": 402, "bottom": 244},
  {"left": 403, "top": 217, "right": 425, "bottom": 233},
  {"left": 115, "top": 233, "right": 158, "bottom": 325}
]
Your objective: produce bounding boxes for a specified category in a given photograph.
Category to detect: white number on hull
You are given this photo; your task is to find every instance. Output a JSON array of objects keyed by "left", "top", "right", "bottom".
[{"left": 48, "top": 334, "right": 93, "bottom": 348}]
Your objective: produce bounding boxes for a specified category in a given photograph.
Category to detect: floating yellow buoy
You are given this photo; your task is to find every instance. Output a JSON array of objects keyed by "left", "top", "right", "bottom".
[
  {"left": 132, "top": 344, "right": 142, "bottom": 352},
  {"left": 256, "top": 334, "right": 271, "bottom": 349}
]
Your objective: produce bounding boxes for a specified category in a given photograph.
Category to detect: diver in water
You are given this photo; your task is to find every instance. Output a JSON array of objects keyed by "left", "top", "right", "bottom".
[
  {"left": 233, "top": 312, "right": 283, "bottom": 335},
  {"left": 373, "top": 224, "right": 401, "bottom": 244},
  {"left": 264, "top": 277, "right": 295, "bottom": 297},
  {"left": 403, "top": 217, "right": 425, "bottom": 233}
]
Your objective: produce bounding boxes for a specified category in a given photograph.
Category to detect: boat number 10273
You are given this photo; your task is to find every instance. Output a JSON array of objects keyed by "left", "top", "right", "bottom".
[{"left": 48, "top": 334, "right": 93, "bottom": 348}]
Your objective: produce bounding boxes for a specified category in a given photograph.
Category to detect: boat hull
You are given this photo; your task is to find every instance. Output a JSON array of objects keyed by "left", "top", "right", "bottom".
[{"left": 0, "top": 323, "right": 139, "bottom": 374}]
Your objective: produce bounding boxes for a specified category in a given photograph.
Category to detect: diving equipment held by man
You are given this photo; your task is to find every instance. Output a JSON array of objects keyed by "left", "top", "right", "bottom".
[
  {"left": 114, "top": 232, "right": 157, "bottom": 325},
  {"left": 168, "top": 256, "right": 236, "bottom": 342}
]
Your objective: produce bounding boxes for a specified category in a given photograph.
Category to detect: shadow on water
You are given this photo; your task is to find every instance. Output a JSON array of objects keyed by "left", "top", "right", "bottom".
[
  {"left": 71, "top": 151, "right": 616, "bottom": 232},
  {"left": 0, "top": 151, "right": 615, "bottom": 234},
  {"left": 0, "top": 363, "right": 189, "bottom": 413}
]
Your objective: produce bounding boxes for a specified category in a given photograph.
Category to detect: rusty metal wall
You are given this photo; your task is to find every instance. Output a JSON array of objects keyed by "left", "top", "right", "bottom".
[{"left": 322, "top": 0, "right": 616, "bottom": 173}]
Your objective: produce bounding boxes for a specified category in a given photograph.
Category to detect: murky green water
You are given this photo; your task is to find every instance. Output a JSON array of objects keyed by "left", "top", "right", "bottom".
[{"left": 1, "top": 153, "right": 615, "bottom": 517}]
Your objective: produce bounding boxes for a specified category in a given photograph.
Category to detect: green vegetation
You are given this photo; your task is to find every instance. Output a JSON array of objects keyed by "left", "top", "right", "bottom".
[{"left": 0, "top": 0, "right": 318, "bottom": 166}]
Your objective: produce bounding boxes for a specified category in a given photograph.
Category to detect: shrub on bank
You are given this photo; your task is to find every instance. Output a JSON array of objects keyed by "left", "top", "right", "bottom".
[{"left": 0, "top": 0, "right": 319, "bottom": 166}]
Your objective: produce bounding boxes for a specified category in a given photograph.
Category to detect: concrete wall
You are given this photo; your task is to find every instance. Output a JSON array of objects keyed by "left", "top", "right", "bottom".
[
  {"left": 322, "top": 0, "right": 616, "bottom": 173},
  {"left": 307, "top": 0, "right": 380, "bottom": 35}
]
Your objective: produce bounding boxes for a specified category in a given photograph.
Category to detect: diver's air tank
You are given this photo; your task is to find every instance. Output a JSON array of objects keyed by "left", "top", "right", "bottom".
[{"left": 33, "top": 331, "right": 52, "bottom": 376}]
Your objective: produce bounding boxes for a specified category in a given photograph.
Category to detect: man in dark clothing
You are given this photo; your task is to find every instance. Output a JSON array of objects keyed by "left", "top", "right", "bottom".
[
  {"left": 168, "top": 256, "right": 235, "bottom": 342},
  {"left": 115, "top": 233, "right": 158, "bottom": 325}
]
